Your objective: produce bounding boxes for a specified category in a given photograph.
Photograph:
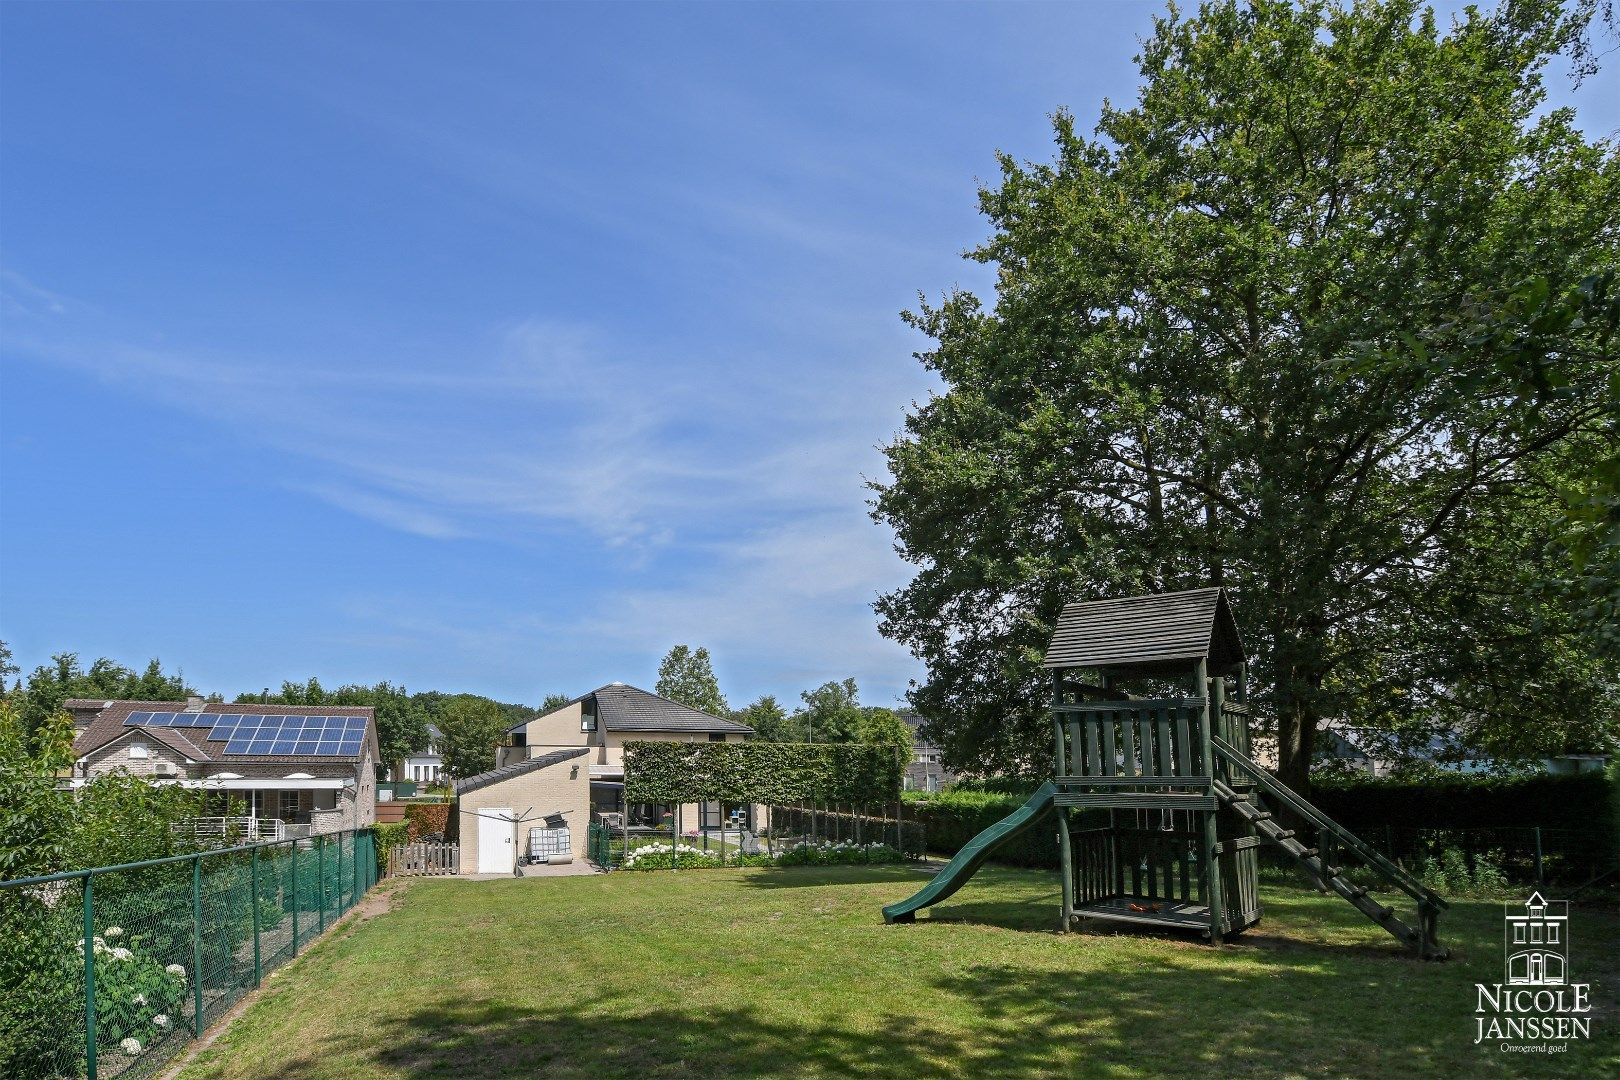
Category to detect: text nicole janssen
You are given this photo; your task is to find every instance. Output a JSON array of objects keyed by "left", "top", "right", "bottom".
[{"left": 1475, "top": 984, "right": 1593, "bottom": 1045}]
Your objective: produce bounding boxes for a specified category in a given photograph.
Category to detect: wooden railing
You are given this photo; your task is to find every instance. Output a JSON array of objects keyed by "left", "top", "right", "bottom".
[{"left": 389, "top": 842, "right": 458, "bottom": 877}]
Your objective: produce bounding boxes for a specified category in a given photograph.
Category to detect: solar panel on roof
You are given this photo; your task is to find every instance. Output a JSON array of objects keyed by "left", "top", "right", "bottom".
[
  {"left": 124, "top": 711, "right": 155, "bottom": 726},
  {"left": 211, "top": 712, "right": 365, "bottom": 755}
]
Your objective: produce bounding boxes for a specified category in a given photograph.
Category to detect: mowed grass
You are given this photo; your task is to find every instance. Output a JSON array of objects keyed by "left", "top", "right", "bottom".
[{"left": 178, "top": 866, "right": 1619, "bottom": 1079}]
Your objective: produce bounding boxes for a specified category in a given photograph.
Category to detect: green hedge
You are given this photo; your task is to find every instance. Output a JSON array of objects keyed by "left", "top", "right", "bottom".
[
  {"left": 1308, "top": 768, "right": 1620, "bottom": 864},
  {"left": 404, "top": 803, "right": 450, "bottom": 841},
  {"left": 908, "top": 768, "right": 1620, "bottom": 872},
  {"left": 623, "top": 741, "right": 903, "bottom": 804},
  {"left": 901, "top": 790, "right": 1086, "bottom": 868}
]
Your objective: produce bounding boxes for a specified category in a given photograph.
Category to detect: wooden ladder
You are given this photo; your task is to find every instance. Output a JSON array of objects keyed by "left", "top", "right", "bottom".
[{"left": 1210, "top": 738, "right": 1448, "bottom": 959}]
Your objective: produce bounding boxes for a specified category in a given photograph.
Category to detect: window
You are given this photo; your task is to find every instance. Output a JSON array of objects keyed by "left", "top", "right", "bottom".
[
  {"left": 129, "top": 743, "right": 149, "bottom": 760},
  {"left": 1530, "top": 924, "right": 1542, "bottom": 944},
  {"left": 709, "top": 733, "right": 726, "bottom": 742},
  {"left": 1547, "top": 924, "right": 1560, "bottom": 944},
  {"left": 280, "top": 791, "right": 300, "bottom": 820},
  {"left": 1514, "top": 923, "right": 1526, "bottom": 944},
  {"left": 581, "top": 710, "right": 597, "bottom": 733}
]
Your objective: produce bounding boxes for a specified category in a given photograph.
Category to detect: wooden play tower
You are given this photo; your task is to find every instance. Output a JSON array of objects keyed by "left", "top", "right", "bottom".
[
  {"left": 1045, "top": 587, "right": 1261, "bottom": 941},
  {"left": 883, "top": 587, "right": 1448, "bottom": 958}
]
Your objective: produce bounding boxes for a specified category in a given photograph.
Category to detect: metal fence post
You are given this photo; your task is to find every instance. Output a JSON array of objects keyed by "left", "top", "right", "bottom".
[
  {"left": 83, "top": 874, "right": 97, "bottom": 1080},
  {"left": 291, "top": 839, "right": 300, "bottom": 956},
  {"left": 191, "top": 855, "right": 204, "bottom": 1037},
  {"left": 250, "top": 846, "right": 262, "bottom": 987},
  {"left": 318, "top": 834, "right": 327, "bottom": 932}
]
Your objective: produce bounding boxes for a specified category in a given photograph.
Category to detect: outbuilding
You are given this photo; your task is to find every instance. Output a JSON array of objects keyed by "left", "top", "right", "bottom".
[{"left": 453, "top": 747, "right": 592, "bottom": 875}]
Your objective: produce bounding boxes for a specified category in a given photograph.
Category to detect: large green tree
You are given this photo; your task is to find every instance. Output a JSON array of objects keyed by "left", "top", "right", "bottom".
[
  {"left": 795, "top": 679, "right": 865, "bottom": 744},
  {"left": 655, "top": 645, "right": 730, "bottom": 716},
  {"left": 15, "top": 653, "right": 192, "bottom": 739},
  {"left": 435, "top": 694, "right": 512, "bottom": 780},
  {"left": 872, "top": 0, "right": 1619, "bottom": 791},
  {"left": 735, "top": 694, "right": 795, "bottom": 741}
]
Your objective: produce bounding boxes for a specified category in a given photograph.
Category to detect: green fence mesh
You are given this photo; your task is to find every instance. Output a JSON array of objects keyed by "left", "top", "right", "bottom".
[{"left": 0, "top": 828, "right": 378, "bottom": 1080}]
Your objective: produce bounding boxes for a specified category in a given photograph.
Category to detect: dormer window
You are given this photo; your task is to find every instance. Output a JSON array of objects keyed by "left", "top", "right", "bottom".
[{"left": 581, "top": 710, "right": 598, "bottom": 733}]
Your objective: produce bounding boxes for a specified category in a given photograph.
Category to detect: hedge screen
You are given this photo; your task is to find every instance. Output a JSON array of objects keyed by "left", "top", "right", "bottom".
[{"left": 622, "top": 741, "right": 903, "bottom": 804}]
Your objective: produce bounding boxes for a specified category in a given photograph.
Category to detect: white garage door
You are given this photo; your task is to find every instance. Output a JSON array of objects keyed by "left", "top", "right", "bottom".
[{"left": 476, "top": 807, "right": 513, "bottom": 874}]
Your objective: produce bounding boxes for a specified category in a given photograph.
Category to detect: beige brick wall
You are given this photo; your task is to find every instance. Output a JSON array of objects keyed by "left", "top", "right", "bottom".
[
  {"left": 82, "top": 736, "right": 192, "bottom": 779},
  {"left": 601, "top": 729, "right": 742, "bottom": 767},
  {"left": 355, "top": 749, "right": 376, "bottom": 827},
  {"left": 497, "top": 700, "right": 597, "bottom": 769},
  {"left": 456, "top": 755, "right": 590, "bottom": 874}
]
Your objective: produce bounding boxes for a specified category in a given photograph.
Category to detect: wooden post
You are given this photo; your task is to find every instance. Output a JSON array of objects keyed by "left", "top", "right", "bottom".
[
  {"left": 1053, "top": 671, "right": 1073, "bottom": 932},
  {"left": 1196, "top": 658, "right": 1224, "bottom": 946}
]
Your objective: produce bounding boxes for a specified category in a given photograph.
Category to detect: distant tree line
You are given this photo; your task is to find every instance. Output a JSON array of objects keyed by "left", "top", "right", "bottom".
[
  {"left": 0, "top": 641, "right": 535, "bottom": 781},
  {"left": 654, "top": 644, "right": 913, "bottom": 759}
]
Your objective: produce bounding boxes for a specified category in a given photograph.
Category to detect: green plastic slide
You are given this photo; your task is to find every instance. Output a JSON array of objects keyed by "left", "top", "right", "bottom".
[{"left": 881, "top": 781, "right": 1058, "bottom": 923}]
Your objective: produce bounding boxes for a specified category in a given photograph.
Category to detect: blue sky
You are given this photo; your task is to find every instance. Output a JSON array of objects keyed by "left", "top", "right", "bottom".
[{"left": 2, "top": 3, "right": 1615, "bottom": 710}]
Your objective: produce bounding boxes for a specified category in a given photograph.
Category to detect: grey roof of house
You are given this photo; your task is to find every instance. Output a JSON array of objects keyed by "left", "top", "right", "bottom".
[
  {"left": 509, "top": 682, "right": 753, "bottom": 736},
  {"left": 454, "top": 747, "right": 591, "bottom": 796},
  {"left": 1043, "top": 587, "right": 1246, "bottom": 672}
]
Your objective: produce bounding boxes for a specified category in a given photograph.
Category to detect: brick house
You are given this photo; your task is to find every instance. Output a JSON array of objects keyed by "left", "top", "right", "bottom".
[
  {"left": 900, "top": 711, "right": 958, "bottom": 792},
  {"left": 453, "top": 682, "right": 756, "bottom": 874},
  {"left": 68, "top": 698, "right": 378, "bottom": 839},
  {"left": 498, "top": 681, "right": 756, "bottom": 829}
]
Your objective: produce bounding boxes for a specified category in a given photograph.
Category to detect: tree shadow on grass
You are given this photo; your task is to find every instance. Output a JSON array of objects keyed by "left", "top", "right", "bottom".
[
  {"left": 247, "top": 947, "right": 1518, "bottom": 1080},
  {"left": 734, "top": 865, "right": 927, "bottom": 890}
]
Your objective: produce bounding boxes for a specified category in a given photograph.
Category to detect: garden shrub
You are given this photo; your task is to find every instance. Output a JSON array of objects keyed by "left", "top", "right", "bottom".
[
  {"left": 1415, "top": 847, "right": 1514, "bottom": 895},
  {"left": 618, "top": 839, "right": 906, "bottom": 871},
  {"left": 84, "top": 926, "right": 189, "bottom": 1055},
  {"left": 405, "top": 802, "right": 450, "bottom": 841},
  {"left": 373, "top": 822, "right": 408, "bottom": 876}
]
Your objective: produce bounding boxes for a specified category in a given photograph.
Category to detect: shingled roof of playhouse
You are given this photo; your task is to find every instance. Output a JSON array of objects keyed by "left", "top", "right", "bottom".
[{"left": 1042, "top": 587, "right": 1245, "bottom": 673}]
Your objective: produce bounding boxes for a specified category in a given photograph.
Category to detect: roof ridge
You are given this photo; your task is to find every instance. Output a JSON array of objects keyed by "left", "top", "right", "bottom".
[
  {"left": 454, "top": 746, "right": 590, "bottom": 795},
  {"left": 1063, "top": 586, "right": 1225, "bottom": 606}
]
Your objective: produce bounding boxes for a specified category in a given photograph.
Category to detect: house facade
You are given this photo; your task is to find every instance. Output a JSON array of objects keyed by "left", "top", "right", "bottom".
[
  {"left": 69, "top": 698, "right": 378, "bottom": 839},
  {"left": 496, "top": 681, "right": 756, "bottom": 828},
  {"left": 390, "top": 722, "right": 445, "bottom": 786},
  {"left": 900, "top": 711, "right": 957, "bottom": 792}
]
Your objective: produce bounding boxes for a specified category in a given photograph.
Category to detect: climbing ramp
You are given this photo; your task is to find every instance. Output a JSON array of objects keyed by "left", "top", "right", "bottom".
[{"left": 880, "top": 588, "right": 1448, "bottom": 958}]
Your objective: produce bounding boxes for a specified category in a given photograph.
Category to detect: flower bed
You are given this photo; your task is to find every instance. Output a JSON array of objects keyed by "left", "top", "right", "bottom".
[{"left": 619, "top": 839, "right": 907, "bottom": 871}]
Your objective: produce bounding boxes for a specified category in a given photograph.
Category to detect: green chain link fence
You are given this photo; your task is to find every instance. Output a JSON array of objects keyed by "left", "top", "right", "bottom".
[{"left": 0, "top": 828, "right": 379, "bottom": 1080}]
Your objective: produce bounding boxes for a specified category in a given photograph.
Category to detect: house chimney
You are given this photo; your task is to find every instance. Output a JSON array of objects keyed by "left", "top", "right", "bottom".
[{"left": 184, "top": 695, "right": 206, "bottom": 711}]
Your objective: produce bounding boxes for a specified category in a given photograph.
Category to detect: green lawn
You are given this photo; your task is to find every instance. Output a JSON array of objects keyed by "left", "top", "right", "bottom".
[{"left": 178, "top": 866, "right": 1618, "bottom": 1079}]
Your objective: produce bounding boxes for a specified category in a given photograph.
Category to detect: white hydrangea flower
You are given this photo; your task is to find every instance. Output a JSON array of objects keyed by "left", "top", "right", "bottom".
[
  {"left": 109, "top": 947, "right": 133, "bottom": 962},
  {"left": 165, "top": 963, "right": 186, "bottom": 979},
  {"left": 119, "top": 1038, "right": 142, "bottom": 1056},
  {"left": 152, "top": 1014, "right": 170, "bottom": 1030},
  {"left": 132, "top": 993, "right": 147, "bottom": 1007},
  {"left": 103, "top": 926, "right": 123, "bottom": 939}
]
